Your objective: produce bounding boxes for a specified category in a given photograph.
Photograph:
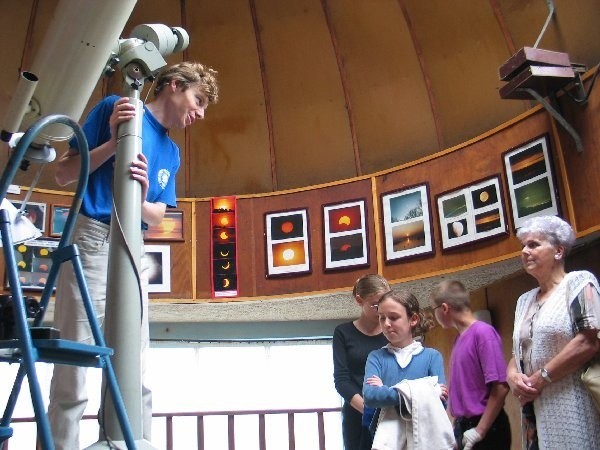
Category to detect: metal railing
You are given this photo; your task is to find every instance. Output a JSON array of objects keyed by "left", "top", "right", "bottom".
[{"left": 4, "top": 406, "right": 342, "bottom": 450}]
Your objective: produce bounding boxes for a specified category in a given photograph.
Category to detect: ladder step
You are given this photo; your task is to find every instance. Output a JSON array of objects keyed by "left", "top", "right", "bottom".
[{"left": 0, "top": 338, "right": 114, "bottom": 367}]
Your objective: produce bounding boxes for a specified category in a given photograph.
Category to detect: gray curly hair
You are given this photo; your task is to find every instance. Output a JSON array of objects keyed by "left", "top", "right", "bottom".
[{"left": 516, "top": 215, "right": 576, "bottom": 255}]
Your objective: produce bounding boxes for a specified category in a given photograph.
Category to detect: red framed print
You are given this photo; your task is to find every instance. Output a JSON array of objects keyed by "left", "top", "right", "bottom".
[{"left": 322, "top": 199, "right": 368, "bottom": 271}]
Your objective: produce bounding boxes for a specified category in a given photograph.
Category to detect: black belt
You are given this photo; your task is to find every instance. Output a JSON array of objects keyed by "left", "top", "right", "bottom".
[{"left": 455, "top": 414, "right": 482, "bottom": 430}]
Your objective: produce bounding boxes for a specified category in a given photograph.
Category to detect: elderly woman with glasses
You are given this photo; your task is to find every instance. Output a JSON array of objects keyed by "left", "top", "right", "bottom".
[{"left": 507, "top": 215, "right": 600, "bottom": 449}]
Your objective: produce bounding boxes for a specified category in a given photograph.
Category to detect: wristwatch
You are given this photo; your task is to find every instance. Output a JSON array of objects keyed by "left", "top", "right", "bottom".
[{"left": 540, "top": 367, "right": 552, "bottom": 383}]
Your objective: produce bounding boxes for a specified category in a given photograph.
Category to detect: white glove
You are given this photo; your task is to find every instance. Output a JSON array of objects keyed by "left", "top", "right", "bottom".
[{"left": 462, "top": 428, "right": 482, "bottom": 450}]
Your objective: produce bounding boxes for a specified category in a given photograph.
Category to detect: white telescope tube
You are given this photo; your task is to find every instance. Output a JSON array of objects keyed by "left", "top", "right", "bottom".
[
  {"left": 17, "top": 0, "right": 137, "bottom": 142},
  {"left": 0, "top": 72, "right": 38, "bottom": 142}
]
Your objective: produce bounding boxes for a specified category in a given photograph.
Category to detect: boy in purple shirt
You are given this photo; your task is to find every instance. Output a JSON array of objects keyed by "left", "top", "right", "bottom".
[{"left": 431, "top": 280, "right": 511, "bottom": 450}]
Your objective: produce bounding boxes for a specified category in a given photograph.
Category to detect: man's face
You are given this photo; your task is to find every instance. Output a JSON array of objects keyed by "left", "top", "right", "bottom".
[{"left": 169, "top": 82, "right": 209, "bottom": 128}]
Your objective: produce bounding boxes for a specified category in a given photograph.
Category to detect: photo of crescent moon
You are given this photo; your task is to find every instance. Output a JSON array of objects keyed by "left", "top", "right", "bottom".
[
  {"left": 221, "top": 261, "right": 231, "bottom": 270},
  {"left": 220, "top": 250, "right": 230, "bottom": 257},
  {"left": 223, "top": 278, "right": 230, "bottom": 288}
]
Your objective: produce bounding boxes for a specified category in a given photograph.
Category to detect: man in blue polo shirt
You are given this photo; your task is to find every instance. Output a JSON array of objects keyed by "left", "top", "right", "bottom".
[{"left": 47, "top": 61, "right": 219, "bottom": 450}]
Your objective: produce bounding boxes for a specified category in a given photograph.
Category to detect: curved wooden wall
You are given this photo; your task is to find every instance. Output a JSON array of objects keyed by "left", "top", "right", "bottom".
[
  {"left": 2, "top": 0, "right": 600, "bottom": 198},
  {"left": 3, "top": 73, "right": 597, "bottom": 302}
]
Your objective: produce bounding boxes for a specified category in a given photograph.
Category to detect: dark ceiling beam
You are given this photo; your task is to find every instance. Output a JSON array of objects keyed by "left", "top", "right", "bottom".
[
  {"left": 489, "top": 0, "right": 532, "bottom": 111},
  {"left": 249, "top": 0, "right": 278, "bottom": 191},
  {"left": 19, "top": 0, "right": 39, "bottom": 76},
  {"left": 489, "top": 0, "right": 517, "bottom": 55},
  {"left": 320, "top": 0, "right": 362, "bottom": 177},
  {"left": 397, "top": 0, "right": 444, "bottom": 151}
]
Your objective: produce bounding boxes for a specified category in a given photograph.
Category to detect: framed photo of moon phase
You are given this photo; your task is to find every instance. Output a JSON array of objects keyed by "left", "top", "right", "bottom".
[
  {"left": 264, "top": 208, "right": 311, "bottom": 277},
  {"left": 381, "top": 183, "right": 434, "bottom": 262},
  {"left": 322, "top": 199, "right": 369, "bottom": 271},
  {"left": 436, "top": 176, "right": 507, "bottom": 250}
]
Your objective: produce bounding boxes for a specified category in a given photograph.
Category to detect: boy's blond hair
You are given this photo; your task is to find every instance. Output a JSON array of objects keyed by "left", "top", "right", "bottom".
[
  {"left": 154, "top": 61, "right": 219, "bottom": 103},
  {"left": 431, "top": 280, "right": 470, "bottom": 311}
]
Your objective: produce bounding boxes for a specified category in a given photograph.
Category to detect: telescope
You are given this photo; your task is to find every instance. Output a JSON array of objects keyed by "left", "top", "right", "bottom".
[
  {"left": 1, "top": 0, "right": 188, "bottom": 166},
  {"left": 0, "top": 1, "right": 190, "bottom": 448}
]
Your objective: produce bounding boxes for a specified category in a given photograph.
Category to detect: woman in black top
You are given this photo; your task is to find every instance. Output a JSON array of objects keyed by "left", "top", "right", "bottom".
[{"left": 333, "top": 274, "right": 390, "bottom": 450}]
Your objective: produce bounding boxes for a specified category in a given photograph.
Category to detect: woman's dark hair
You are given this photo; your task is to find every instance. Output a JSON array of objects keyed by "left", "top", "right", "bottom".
[{"left": 352, "top": 274, "right": 390, "bottom": 299}]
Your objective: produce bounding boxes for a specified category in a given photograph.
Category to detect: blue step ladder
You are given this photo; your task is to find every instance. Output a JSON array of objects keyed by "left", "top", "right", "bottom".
[{"left": 0, "top": 115, "right": 136, "bottom": 449}]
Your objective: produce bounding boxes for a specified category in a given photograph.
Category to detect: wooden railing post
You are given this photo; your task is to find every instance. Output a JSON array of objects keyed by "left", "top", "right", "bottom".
[
  {"left": 196, "top": 415, "right": 204, "bottom": 450},
  {"left": 287, "top": 412, "right": 295, "bottom": 450},
  {"left": 317, "top": 411, "right": 326, "bottom": 450},
  {"left": 228, "top": 414, "right": 235, "bottom": 450},
  {"left": 258, "top": 414, "right": 266, "bottom": 450},
  {"left": 166, "top": 415, "right": 174, "bottom": 450}
]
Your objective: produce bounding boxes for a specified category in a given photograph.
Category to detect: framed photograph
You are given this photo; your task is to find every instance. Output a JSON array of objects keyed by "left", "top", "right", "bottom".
[
  {"left": 322, "top": 199, "right": 368, "bottom": 271},
  {"left": 50, "top": 204, "right": 70, "bottom": 237},
  {"left": 145, "top": 244, "right": 171, "bottom": 293},
  {"left": 10, "top": 201, "right": 47, "bottom": 232},
  {"left": 7, "top": 238, "right": 59, "bottom": 291},
  {"left": 503, "top": 135, "right": 559, "bottom": 229},
  {"left": 265, "top": 209, "right": 311, "bottom": 277},
  {"left": 437, "top": 176, "right": 507, "bottom": 250},
  {"left": 144, "top": 210, "right": 184, "bottom": 241},
  {"left": 381, "top": 184, "right": 434, "bottom": 262}
]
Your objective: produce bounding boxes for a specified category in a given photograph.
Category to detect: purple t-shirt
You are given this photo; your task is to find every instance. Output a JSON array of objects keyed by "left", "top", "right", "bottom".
[{"left": 449, "top": 320, "right": 507, "bottom": 418}]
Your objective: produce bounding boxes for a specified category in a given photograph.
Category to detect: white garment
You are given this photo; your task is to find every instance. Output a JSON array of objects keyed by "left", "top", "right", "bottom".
[
  {"left": 372, "top": 376, "right": 454, "bottom": 450},
  {"left": 386, "top": 341, "right": 424, "bottom": 368}
]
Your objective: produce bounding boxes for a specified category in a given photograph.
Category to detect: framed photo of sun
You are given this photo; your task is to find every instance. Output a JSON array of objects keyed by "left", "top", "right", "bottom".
[
  {"left": 436, "top": 176, "right": 508, "bottom": 250},
  {"left": 144, "top": 210, "right": 184, "bottom": 241},
  {"left": 265, "top": 208, "right": 311, "bottom": 277},
  {"left": 503, "top": 134, "right": 559, "bottom": 230},
  {"left": 322, "top": 199, "right": 368, "bottom": 271}
]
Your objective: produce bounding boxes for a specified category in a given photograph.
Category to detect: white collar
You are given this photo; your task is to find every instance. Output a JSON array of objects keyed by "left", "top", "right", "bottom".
[{"left": 385, "top": 340, "right": 424, "bottom": 368}]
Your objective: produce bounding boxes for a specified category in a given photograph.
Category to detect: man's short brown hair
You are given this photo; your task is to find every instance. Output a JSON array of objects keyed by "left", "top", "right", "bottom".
[{"left": 154, "top": 61, "right": 219, "bottom": 103}]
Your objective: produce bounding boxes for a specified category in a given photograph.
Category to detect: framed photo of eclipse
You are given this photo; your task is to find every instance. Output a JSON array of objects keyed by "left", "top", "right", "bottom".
[
  {"left": 322, "top": 199, "right": 368, "bottom": 271},
  {"left": 7, "top": 238, "right": 59, "bottom": 291},
  {"left": 381, "top": 184, "right": 434, "bottom": 262},
  {"left": 436, "top": 176, "right": 507, "bottom": 250},
  {"left": 265, "top": 209, "right": 311, "bottom": 277},
  {"left": 503, "top": 135, "right": 559, "bottom": 229}
]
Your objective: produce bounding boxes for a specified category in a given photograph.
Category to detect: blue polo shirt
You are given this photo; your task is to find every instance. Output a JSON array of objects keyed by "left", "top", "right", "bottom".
[{"left": 70, "top": 95, "right": 180, "bottom": 226}]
